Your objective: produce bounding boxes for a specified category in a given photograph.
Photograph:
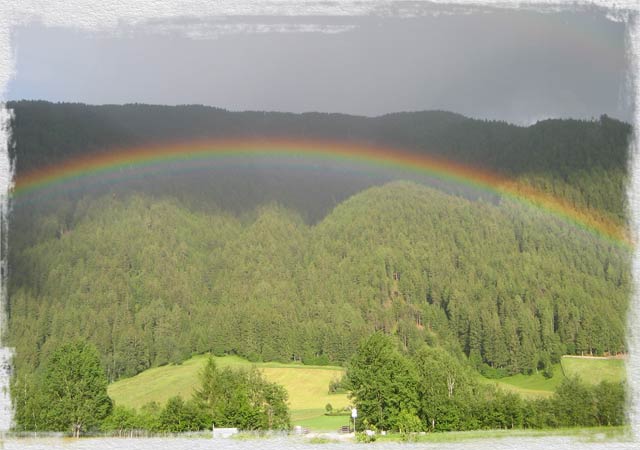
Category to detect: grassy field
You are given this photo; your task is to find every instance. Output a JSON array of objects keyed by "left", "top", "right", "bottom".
[
  {"left": 478, "top": 364, "right": 563, "bottom": 399},
  {"left": 108, "top": 354, "right": 350, "bottom": 429},
  {"left": 478, "top": 356, "right": 626, "bottom": 399},
  {"left": 109, "top": 353, "right": 627, "bottom": 431},
  {"left": 294, "top": 411, "right": 352, "bottom": 431},
  {"left": 561, "top": 356, "right": 626, "bottom": 384}
]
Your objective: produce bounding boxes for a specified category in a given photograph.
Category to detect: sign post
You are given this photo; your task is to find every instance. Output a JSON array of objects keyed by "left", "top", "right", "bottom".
[{"left": 351, "top": 408, "right": 357, "bottom": 433}]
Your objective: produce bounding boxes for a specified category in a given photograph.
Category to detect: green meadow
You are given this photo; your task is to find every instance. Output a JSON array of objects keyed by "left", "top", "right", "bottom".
[
  {"left": 108, "top": 354, "right": 350, "bottom": 430},
  {"left": 478, "top": 356, "right": 627, "bottom": 399},
  {"left": 108, "top": 354, "right": 626, "bottom": 430},
  {"left": 561, "top": 356, "right": 627, "bottom": 384},
  {"left": 478, "top": 364, "right": 564, "bottom": 399}
]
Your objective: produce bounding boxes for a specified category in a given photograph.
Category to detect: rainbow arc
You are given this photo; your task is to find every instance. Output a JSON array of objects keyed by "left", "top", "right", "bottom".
[{"left": 13, "top": 138, "right": 630, "bottom": 247}]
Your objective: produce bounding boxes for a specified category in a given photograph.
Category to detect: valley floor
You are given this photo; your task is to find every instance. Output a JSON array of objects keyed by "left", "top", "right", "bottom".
[{"left": 108, "top": 354, "right": 627, "bottom": 431}]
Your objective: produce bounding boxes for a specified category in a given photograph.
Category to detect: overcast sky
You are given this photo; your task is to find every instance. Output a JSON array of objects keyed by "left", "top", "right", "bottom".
[{"left": 6, "top": 6, "right": 633, "bottom": 125}]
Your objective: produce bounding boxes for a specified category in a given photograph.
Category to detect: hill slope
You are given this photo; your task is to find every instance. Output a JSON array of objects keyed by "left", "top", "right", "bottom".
[{"left": 8, "top": 182, "right": 630, "bottom": 383}]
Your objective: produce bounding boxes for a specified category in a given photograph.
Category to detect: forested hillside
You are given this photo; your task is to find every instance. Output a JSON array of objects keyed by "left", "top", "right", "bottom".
[
  {"left": 8, "top": 101, "right": 631, "bottom": 225},
  {"left": 6, "top": 101, "right": 632, "bottom": 410},
  {"left": 9, "top": 182, "right": 629, "bottom": 384}
]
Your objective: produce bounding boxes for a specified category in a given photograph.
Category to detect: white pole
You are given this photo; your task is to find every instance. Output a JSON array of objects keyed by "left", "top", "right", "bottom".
[{"left": 351, "top": 408, "right": 357, "bottom": 433}]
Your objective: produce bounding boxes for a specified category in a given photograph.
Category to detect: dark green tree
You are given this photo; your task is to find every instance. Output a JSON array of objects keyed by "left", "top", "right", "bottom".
[
  {"left": 158, "top": 396, "right": 209, "bottom": 432},
  {"left": 193, "top": 356, "right": 290, "bottom": 430},
  {"left": 594, "top": 381, "right": 626, "bottom": 426},
  {"left": 101, "top": 405, "right": 140, "bottom": 436},
  {"left": 413, "top": 346, "right": 477, "bottom": 431},
  {"left": 40, "top": 341, "right": 113, "bottom": 436},
  {"left": 553, "top": 377, "right": 597, "bottom": 427},
  {"left": 11, "top": 374, "right": 46, "bottom": 432},
  {"left": 346, "top": 333, "right": 419, "bottom": 431}
]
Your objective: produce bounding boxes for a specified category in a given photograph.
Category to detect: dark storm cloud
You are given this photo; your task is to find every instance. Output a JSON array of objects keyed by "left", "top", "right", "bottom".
[{"left": 7, "top": 8, "right": 632, "bottom": 124}]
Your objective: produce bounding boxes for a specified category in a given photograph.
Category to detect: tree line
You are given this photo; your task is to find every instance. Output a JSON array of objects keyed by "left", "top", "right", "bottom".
[
  {"left": 12, "top": 342, "right": 289, "bottom": 435},
  {"left": 346, "top": 333, "right": 626, "bottom": 433},
  {"left": 13, "top": 335, "right": 626, "bottom": 435}
]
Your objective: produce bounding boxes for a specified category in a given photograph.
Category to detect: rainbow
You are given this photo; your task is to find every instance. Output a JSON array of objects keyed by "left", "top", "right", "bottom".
[{"left": 12, "top": 138, "right": 630, "bottom": 247}]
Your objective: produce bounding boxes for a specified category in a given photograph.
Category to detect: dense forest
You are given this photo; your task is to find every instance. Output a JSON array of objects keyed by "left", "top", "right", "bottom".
[
  {"left": 9, "top": 182, "right": 629, "bottom": 383},
  {"left": 6, "top": 102, "right": 632, "bottom": 412}
]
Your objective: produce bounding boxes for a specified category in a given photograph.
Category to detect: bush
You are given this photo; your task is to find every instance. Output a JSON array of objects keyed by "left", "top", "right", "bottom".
[
  {"left": 396, "top": 411, "right": 423, "bottom": 434},
  {"left": 101, "top": 406, "right": 140, "bottom": 434},
  {"left": 553, "top": 377, "right": 597, "bottom": 427},
  {"left": 328, "top": 376, "right": 348, "bottom": 394},
  {"left": 325, "top": 403, "right": 333, "bottom": 414},
  {"left": 355, "top": 431, "right": 376, "bottom": 443},
  {"left": 158, "top": 396, "right": 210, "bottom": 432}
]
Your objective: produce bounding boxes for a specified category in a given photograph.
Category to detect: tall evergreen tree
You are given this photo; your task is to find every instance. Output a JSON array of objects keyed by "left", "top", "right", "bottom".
[
  {"left": 346, "top": 333, "right": 419, "bottom": 431},
  {"left": 40, "top": 341, "right": 113, "bottom": 436}
]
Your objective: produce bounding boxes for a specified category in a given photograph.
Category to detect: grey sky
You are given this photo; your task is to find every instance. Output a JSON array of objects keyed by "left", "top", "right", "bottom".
[{"left": 6, "top": 7, "right": 632, "bottom": 125}]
